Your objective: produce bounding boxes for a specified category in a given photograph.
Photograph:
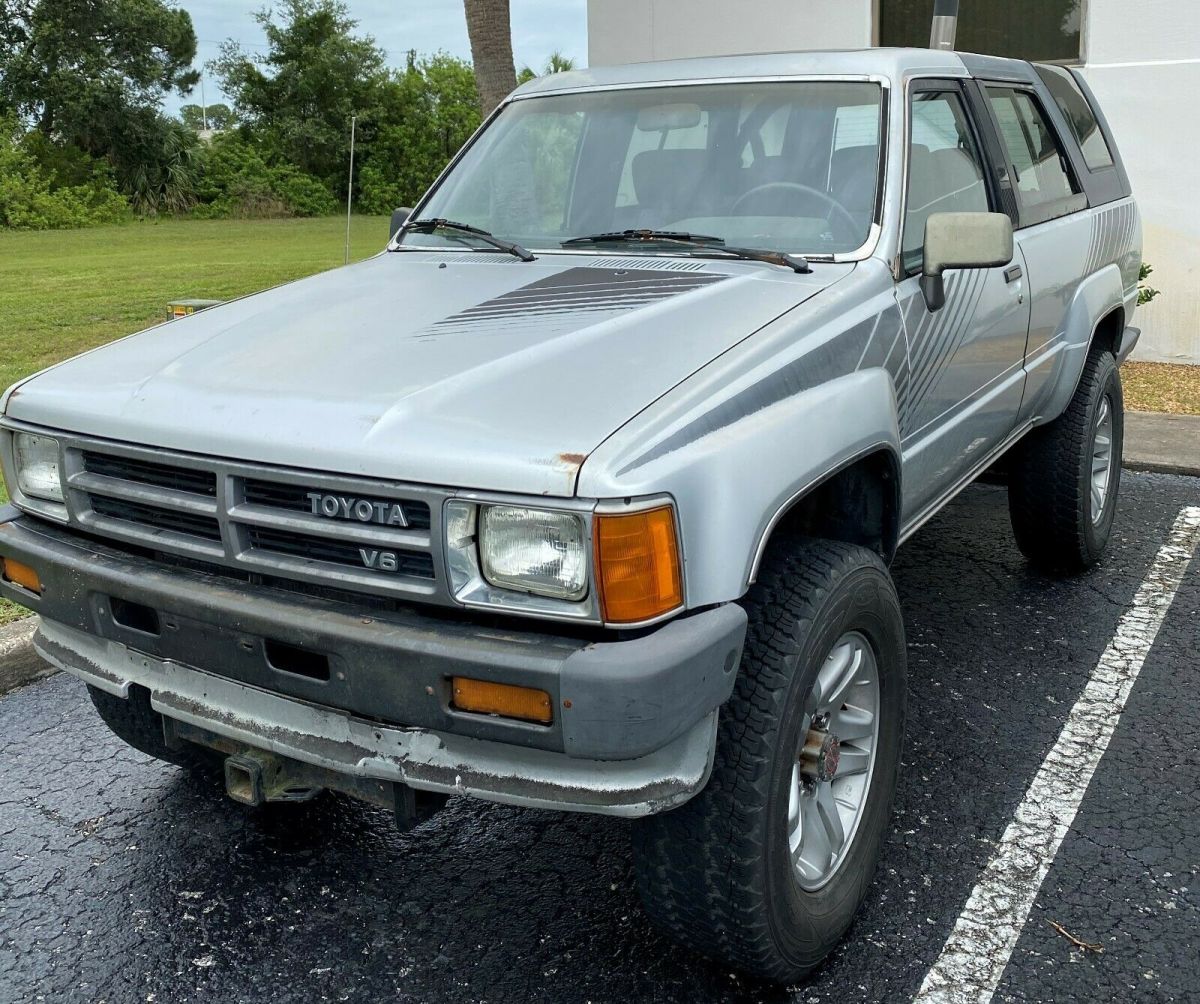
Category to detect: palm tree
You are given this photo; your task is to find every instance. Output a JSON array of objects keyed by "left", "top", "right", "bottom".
[
  {"left": 517, "top": 51, "right": 576, "bottom": 85},
  {"left": 463, "top": 0, "right": 517, "bottom": 116}
]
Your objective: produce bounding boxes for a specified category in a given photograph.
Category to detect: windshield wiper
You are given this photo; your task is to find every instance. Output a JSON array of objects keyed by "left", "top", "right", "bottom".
[
  {"left": 561, "top": 229, "right": 810, "bottom": 274},
  {"left": 562, "top": 229, "right": 727, "bottom": 247},
  {"left": 398, "top": 218, "right": 536, "bottom": 262}
]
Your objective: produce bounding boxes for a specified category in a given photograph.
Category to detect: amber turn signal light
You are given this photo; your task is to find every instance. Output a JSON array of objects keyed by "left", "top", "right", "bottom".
[
  {"left": 451, "top": 677, "right": 553, "bottom": 725},
  {"left": 594, "top": 506, "right": 683, "bottom": 624},
  {"left": 2, "top": 557, "right": 41, "bottom": 594}
]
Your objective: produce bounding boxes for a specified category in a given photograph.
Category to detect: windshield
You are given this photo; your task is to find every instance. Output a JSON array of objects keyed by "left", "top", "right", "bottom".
[{"left": 401, "top": 81, "right": 884, "bottom": 258}]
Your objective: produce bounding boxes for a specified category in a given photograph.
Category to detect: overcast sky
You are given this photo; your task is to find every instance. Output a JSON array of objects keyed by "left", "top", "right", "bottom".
[{"left": 172, "top": 0, "right": 589, "bottom": 112}]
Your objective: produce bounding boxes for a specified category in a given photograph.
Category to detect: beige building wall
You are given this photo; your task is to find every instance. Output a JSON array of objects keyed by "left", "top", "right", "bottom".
[
  {"left": 1080, "top": 0, "right": 1200, "bottom": 363},
  {"left": 587, "top": 0, "right": 874, "bottom": 64}
]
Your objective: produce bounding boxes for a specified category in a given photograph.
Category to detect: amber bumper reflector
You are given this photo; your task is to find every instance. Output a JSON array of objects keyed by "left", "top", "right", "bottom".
[
  {"left": 2, "top": 558, "right": 41, "bottom": 594},
  {"left": 452, "top": 677, "right": 553, "bottom": 725},
  {"left": 594, "top": 506, "right": 683, "bottom": 624}
]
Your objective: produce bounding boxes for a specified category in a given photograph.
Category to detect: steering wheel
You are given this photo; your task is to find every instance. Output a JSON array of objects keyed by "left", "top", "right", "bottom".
[{"left": 731, "top": 182, "right": 862, "bottom": 243}]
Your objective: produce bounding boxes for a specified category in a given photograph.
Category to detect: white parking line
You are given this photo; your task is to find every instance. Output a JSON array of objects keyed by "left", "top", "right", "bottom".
[{"left": 914, "top": 505, "right": 1200, "bottom": 1004}]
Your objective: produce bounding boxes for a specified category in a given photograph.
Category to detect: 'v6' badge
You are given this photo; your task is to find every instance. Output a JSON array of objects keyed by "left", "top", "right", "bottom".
[{"left": 360, "top": 549, "right": 400, "bottom": 572}]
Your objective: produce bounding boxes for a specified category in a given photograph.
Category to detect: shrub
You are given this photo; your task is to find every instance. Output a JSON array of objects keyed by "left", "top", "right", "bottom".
[
  {"left": 0, "top": 118, "right": 128, "bottom": 229},
  {"left": 114, "top": 114, "right": 201, "bottom": 216},
  {"left": 1138, "top": 263, "right": 1161, "bottom": 307},
  {"left": 192, "top": 133, "right": 337, "bottom": 218},
  {"left": 270, "top": 167, "right": 338, "bottom": 216}
]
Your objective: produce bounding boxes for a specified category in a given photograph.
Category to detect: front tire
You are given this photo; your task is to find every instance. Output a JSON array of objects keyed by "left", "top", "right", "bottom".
[
  {"left": 631, "top": 538, "right": 906, "bottom": 982},
  {"left": 1008, "top": 346, "right": 1124, "bottom": 573},
  {"left": 88, "top": 684, "right": 220, "bottom": 773}
]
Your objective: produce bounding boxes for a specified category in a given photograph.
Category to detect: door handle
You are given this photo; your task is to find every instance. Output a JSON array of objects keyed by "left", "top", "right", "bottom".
[{"left": 1004, "top": 265, "right": 1023, "bottom": 284}]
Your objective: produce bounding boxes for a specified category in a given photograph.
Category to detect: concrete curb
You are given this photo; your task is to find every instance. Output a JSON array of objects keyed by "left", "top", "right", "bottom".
[
  {"left": 0, "top": 618, "right": 54, "bottom": 696},
  {"left": 1123, "top": 411, "right": 1200, "bottom": 478}
]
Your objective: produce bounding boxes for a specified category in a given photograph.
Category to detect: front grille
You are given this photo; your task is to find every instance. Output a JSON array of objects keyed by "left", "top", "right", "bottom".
[
  {"left": 83, "top": 452, "right": 216, "bottom": 497},
  {"left": 61, "top": 441, "right": 449, "bottom": 605},
  {"left": 90, "top": 496, "right": 223, "bottom": 542},
  {"left": 246, "top": 527, "right": 435, "bottom": 579},
  {"left": 243, "top": 479, "right": 432, "bottom": 531}
]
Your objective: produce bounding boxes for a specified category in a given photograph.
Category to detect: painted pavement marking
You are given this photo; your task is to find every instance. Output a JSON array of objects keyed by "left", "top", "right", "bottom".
[{"left": 914, "top": 506, "right": 1200, "bottom": 1003}]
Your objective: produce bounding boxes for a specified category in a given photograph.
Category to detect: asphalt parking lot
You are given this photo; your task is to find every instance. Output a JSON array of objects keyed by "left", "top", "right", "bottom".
[{"left": 2, "top": 471, "right": 1198, "bottom": 1004}]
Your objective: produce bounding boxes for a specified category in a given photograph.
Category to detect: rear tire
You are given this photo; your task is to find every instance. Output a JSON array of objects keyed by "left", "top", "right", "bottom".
[
  {"left": 88, "top": 684, "right": 220, "bottom": 773},
  {"left": 1008, "top": 347, "right": 1123, "bottom": 573},
  {"left": 631, "top": 537, "right": 906, "bottom": 982}
]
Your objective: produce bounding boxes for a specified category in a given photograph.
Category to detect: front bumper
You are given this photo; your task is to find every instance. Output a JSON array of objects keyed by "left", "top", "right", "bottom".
[{"left": 0, "top": 510, "right": 745, "bottom": 816}]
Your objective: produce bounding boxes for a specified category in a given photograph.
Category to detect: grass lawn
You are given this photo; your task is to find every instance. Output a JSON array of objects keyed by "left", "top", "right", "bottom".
[
  {"left": 0, "top": 214, "right": 387, "bottom": 623},
  {"left": 0, "top": 215, "right": 389, "bottom": 396}
]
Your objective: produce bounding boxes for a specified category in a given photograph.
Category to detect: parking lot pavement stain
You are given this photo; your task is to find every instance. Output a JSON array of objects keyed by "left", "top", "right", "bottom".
[{"left": 1, "top": 473, "right": 1198, "bottom": 1004}]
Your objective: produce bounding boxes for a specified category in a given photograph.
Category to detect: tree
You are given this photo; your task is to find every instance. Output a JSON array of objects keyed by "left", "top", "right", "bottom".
[
  {"left": 0, "top": 0, "right": 198, "bottom": 141},
  {"left": 0, "top": 1, "right": 199, "bottom": 213},
  {"left": 517, "top": 51, "right": 577, "bottom": 85},
  {"left": 463, "top": 0, "right": 516, "bottom": 116},
  {"left": 211, "top": 0, "right": 387, "bottom": 186},
  {"left": 357, "top": 54, "right": 481, "bottom": 214},
  {"left": 180, "top": 103, "right": 234, "bottom": 132}
]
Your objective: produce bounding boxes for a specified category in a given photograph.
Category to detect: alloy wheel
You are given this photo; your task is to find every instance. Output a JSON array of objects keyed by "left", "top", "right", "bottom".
[
  {"left": 786, "top": 630, "right": 881, "bottom": 892},
  {"left": 1090, "top": 394, "right": 1114, "bottom": 525}
]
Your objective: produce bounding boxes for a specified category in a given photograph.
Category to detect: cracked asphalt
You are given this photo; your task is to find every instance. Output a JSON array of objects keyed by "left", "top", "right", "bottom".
[{"left": 2, "top": 472, "right": 1198, "bottom": 1004}]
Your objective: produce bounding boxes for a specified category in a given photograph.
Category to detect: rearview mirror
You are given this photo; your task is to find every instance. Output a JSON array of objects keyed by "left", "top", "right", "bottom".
[
  {"left": 636, "top": 103, "right": 703, "bottom": 132},
  {"left": 920, "top": 212, "right": 1014, "bottom": 311},
  {"left": 390, "top": 206, "right": 413, "bottom": 241}
]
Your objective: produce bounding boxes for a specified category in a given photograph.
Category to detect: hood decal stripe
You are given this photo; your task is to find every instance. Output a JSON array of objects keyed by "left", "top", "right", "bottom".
[{"left": 427, "top": 267, "right": 728, "bottom": 334}]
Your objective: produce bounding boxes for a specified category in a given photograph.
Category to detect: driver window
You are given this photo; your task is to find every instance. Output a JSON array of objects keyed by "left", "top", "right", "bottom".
[{"left": 902, "top": 89, "right": 990, "bottom": 275}]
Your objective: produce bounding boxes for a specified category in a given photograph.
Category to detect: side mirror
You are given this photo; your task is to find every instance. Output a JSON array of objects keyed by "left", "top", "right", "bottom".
[
  {"left": 390, "top": 206, "right": 413, "bottom": 241},
  {"left": 920, "top": 212, "right": 1014, "bottom": 311}
]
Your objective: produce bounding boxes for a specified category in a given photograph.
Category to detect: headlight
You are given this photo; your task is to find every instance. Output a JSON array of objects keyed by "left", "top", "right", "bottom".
[
  {"left": 478, "top": 506, "right": 587, "bottom": 600},
  {"left": 13, "top": 433, "right": 63, "bottom": 503}
]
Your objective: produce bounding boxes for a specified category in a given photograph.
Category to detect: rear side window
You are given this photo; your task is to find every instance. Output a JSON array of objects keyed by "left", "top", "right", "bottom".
[
  {"left": 986, "top": 86, "right": 1082, "bottom": 220},
  {"left": 1035, "top": 65, "right": 1115, "bottom": 171}
]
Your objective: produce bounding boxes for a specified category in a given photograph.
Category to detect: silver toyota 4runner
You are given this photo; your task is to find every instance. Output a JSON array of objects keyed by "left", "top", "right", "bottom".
[{"left": 0, "top": 49, "right": 1140, "bottom": 981}]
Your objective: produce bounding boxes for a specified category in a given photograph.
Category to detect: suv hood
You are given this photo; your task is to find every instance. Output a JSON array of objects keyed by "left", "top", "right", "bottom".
[{"left": 5, "top": 251, "right": 850, "bottom": 496}]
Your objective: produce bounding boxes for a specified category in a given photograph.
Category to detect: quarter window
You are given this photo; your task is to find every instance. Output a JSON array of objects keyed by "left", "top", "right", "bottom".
[
  {"left": 1035, "top": 65, "right": 1115, "bottom": 171},
  {"left": 902, "top": 90, "right": 990, "bottom": 274},
  {"left": 987, "top": 87, "right": 1082, "bottom": 218}
]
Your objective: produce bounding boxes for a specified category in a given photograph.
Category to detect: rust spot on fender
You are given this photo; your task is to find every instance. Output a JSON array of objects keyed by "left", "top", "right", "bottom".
[{"left": 556, "top": 452, "right": 587, "bottom": 470}]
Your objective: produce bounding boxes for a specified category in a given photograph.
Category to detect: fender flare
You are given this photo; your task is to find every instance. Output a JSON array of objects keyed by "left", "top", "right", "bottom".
[
  {"left": 746, "top": 440, "right": 902, "bottom": 586},
  {"left": 1033, "top": 263, "right": 1125, "bottom": 424}
]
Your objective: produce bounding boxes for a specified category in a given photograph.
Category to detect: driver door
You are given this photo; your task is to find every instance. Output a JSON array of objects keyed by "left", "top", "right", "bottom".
[{"left": 895, "top": 81, "right": 1032, "bottom": 526}]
